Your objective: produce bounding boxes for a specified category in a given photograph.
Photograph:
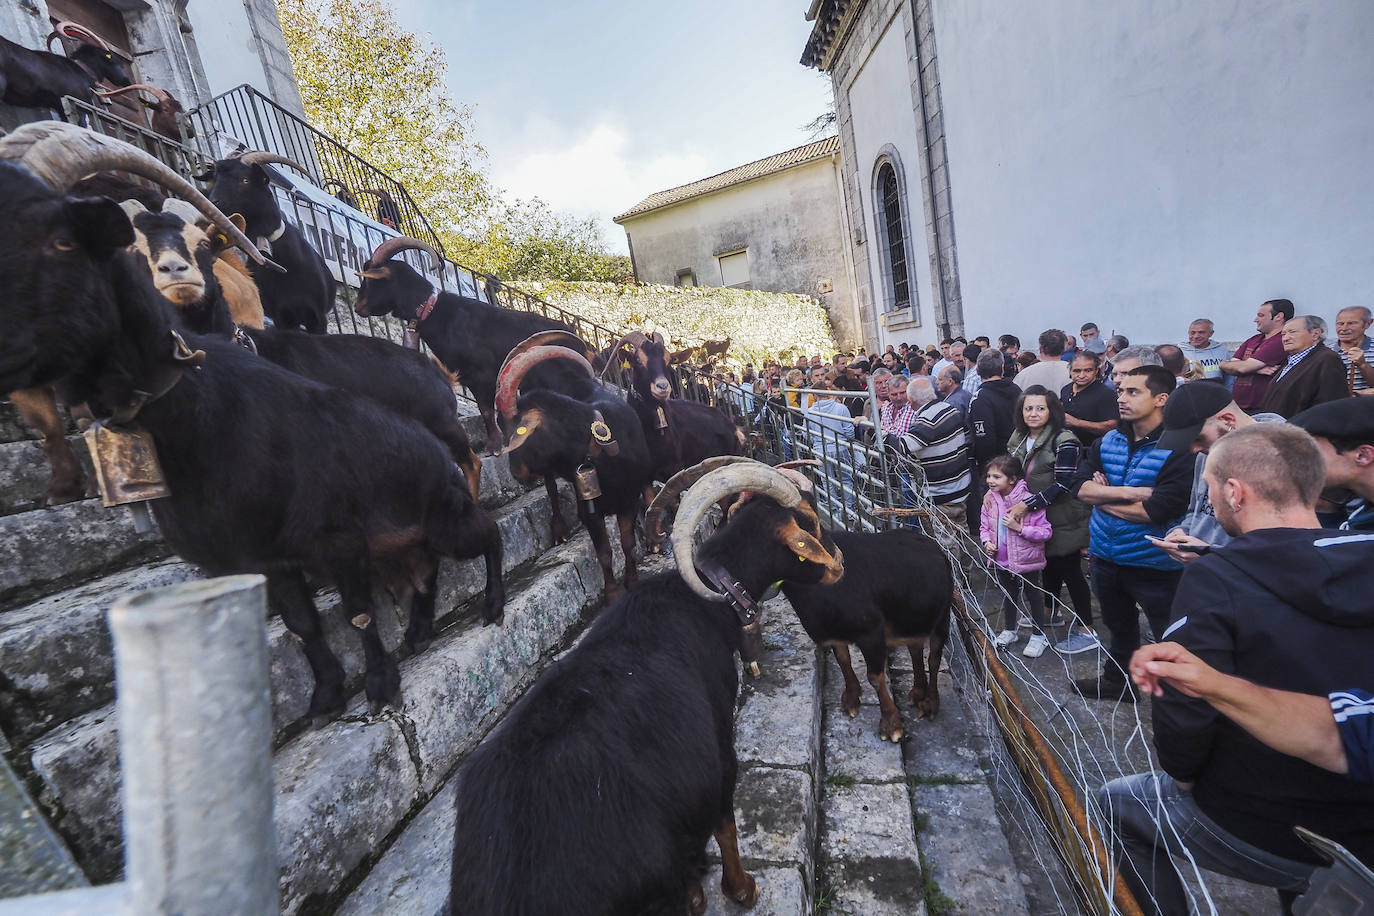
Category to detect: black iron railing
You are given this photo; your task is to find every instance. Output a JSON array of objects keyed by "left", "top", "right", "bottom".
[{"left": 184, "top": 84, "right": 443, "bottom": 255}]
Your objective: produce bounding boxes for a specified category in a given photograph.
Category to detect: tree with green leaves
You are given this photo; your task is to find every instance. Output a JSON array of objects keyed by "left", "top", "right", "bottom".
[{"left": 277, "top": 0, "right": 626, "bottom": 281}]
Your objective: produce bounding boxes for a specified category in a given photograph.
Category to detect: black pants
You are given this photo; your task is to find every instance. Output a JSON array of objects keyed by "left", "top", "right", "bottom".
[
  {"left": 1042, "top": 552, "right": 1093, "bottom": 625},
  {"left": 1090, "top": 558, "right": 1182, "bottom": 671},
  {"left": 995, "top": 567, "right": 1043, "bottom": 634}
]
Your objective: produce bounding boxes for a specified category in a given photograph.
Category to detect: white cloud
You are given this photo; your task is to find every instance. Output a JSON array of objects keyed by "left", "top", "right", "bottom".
[{"left": 490, "top": 119, "right": 710, "bottom": 255}]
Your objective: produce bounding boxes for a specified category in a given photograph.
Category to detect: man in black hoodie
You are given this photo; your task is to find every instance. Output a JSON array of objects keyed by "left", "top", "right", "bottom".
[{"left": 1097, "top": 424, "right": 1374, "bottom": 915}]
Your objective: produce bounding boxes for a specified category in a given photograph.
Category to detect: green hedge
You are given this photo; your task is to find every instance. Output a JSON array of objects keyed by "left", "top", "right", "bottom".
[{"left": 514, "top": 281, "right": 837, "bottom": 369}]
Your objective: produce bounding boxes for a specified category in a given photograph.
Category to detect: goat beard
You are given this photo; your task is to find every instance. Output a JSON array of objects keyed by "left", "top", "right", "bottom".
[{"left": 161, "top": 283, "right": 207, "bottom": 306}]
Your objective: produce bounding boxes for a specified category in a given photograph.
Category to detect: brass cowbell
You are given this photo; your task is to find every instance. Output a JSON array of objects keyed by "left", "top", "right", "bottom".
[{"left": 83, "top": 421, "right": 169, "bottom": 533}]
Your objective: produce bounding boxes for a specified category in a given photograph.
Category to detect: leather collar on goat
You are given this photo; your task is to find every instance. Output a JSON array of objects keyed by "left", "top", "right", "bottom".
[
  {"left": 586, "top": 409, "right": 619, "bottom": 457},
  {"left": 400, "top": 292, "right": 438, "bottom": 351},
  {"left": 108, "top": 330, "right": 205, "bottom": 425},
  {"left": 697, "top": 560, "right": 767, "bottom": 675},
  {"left": 415, "top": 291, "right": 438, "bottom": 322}
]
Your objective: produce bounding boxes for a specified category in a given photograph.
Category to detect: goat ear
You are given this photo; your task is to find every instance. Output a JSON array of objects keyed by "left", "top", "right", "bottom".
[
  {"left": 777, "top": 518, "right": 831, "bottom": 567},
  {"left": 64, "top": 197, "right": 135, "bottom": 258},
  {"left": 228, "top": 213, "right": 247, "bottom": 233}
]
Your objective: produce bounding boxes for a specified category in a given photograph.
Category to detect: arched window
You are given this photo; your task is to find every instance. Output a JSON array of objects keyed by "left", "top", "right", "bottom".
[{"left": 877, "top": 162, "right": 910, "bottom": 310}]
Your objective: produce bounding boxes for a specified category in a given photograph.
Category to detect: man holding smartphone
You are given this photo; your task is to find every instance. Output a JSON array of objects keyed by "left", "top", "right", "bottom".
[{"left": 1152, "top": 383, "right": 1285, "bottom": 563}]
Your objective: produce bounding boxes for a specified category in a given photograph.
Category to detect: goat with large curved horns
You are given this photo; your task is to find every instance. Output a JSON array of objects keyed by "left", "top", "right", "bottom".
[{"left": 365, "top": 235, "right": 443, "bottom": 272}]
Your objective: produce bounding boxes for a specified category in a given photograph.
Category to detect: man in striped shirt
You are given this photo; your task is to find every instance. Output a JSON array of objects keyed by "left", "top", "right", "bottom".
[
  {"left": 1336, "top": 307, "right": 1374, "bottom": 396},
  {"left": 898, "top": 376, "right": 972, "bottom": 532}
]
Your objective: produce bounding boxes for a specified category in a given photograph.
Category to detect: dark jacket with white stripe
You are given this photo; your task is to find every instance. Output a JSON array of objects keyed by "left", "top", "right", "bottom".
[{"left": 1154, "top": 528, "right": 1374, "bottom": 864}]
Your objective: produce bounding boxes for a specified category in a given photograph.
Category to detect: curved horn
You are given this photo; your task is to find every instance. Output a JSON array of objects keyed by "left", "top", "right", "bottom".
[
  {"left": 651, "top": 331, "right": 666, "bottom": 346},
  {"left": 669, "top": 463, "right": 803, "bottom": 602},
  {"left": 600, "top": 330, "right": 649, "bottom": 379},
  {"left": 95, "top": 83, "right": 165, "bottom": 103},
  {"left": 494, "top": 345, "right": 595, "bottom": 427},
  {"left": 235, "top": 151, "right": 311, "bottom": 176},
  {"left": 366, "top": 235, "right": 442, "bottom": 272},
  {"left": 48, "top": 21, "right": 112, "bottom": 51},
  {"left": 159, "top": 197, "right": 205, "bottom": 227},
  {"left": 645, "top": 455, "right": 756, "bottom": 542},
  {"left": 0, "top": 122, "right": 274, "bottom": 269},
  {"left": 359, "top": 187, "right": 394, "bottom": 200},
  {"left": 498, "top": 331, "right": 598, "bottom": 385}
]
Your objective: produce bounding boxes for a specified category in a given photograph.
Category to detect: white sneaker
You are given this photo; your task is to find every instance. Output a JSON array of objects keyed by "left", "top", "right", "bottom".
[
  {"left": 1022, "top": 634, "right": 1051, "bottom": 658},
  {"left": 994, "top": 629, "right": 1019, "bottom": 648}
]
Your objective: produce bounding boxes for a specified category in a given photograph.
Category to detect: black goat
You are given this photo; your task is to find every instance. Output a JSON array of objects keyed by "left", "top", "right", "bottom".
[
  {"left": 360, "top": 187, "right": 402, "bottom": 227},
  {"left": 653, "top": 458, "right": 954, "bottom": 742},
  {"left": 614, "top": 329, "right": 744, "bottom": 479},
  {"left": 122, "top": 200, "right": 483, "bottom": 502},
  {"left": 353, "top": 236, "right": 597, "bottom": 455},
  {"left": 451, "top": 460, "right": 844, "bottom": 914},
  {"left": 499, "top": 347, "right": 654, "bottom": 602},
  {"left": 198, "top": 151, "right": 336, "bottom": 333},
  {"left": 0, "top": 122, "right": 504, "bottom": 723},
  {"left": 0, "top": 29, "right": 130, "bottom": 112}
]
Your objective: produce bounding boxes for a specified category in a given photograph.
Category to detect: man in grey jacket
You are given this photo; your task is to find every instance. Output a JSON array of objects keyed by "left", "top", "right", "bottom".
[
  {"left": 1179, "top": 318, "right": 1231, "bottom": 386},
  {"left": 1151, "top": 382, "right": 1283, "bottom": 562}
]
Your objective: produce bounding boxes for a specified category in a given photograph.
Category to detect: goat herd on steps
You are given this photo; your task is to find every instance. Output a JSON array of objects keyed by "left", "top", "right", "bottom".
[{"left": 0, "top": 122, "right": 956, "bottom": 912}]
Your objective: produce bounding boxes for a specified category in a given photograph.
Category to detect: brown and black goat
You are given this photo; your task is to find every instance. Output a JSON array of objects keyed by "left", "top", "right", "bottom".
[
  {"left": 353, "top": 236, "right": 598, "bottom": 454},
  {"left": 606, "top": 330, "right": 745, "bottom": 544},
  {"left": 197, "top": 150, "right": 337, "bottom": 333},
  {"left": 498, "top": 345, "right": 654, "bottom": 602},
  {"left": 653, "top": 458, "right": 954, "bottom": 742},
  {"left": 0, "top": 22, "right": 130, "bottom": 112},
  {"left": 0, "top": 122, "right": 504, "bottom": 723},
  {"left": 95, "top": 83, "right": 191, "bottom": 141},
  {"left": 122, "top": 200, "right": 482, "bottom": 502},
  {"left": 451, "top": 459, "right": 843, "bottom": 914}
]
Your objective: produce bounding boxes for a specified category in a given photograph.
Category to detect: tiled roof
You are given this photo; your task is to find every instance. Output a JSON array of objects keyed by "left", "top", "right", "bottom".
[{"left": 613, "top": 136, "right": 840, "bottom": 222}]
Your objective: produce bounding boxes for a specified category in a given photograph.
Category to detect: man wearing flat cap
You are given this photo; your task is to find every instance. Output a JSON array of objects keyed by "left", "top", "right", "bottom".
[
  {"left": 1291, "top": 397, "right": 1374, "bottom": 531},
  {"left": 1151, "top": 383, "right": 1284, "bottom": 563}
]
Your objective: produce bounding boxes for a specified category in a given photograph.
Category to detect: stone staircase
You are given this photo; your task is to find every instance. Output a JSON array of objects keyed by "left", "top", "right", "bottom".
[{"left": 0, "top": 394, "right": 1056, "bottom": 914}]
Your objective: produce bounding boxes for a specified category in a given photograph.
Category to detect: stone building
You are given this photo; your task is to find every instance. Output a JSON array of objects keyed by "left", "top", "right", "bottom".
[
  {"left": 802, "top": 0, "right": 1374, "bottom": 350},
  {"left": 614, "top": 137, "right": 864, "bottom": 350},
  {"left": 1, "top": 0, "right": 303, "bottom": 132}
]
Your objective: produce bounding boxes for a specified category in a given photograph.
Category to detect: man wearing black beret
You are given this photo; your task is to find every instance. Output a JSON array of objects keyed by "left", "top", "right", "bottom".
[{"left": 1291, "top": 397, "right": 1374, "bottom": 531}]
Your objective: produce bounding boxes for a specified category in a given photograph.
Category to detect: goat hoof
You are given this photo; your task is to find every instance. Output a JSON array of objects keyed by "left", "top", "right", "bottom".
[
  {"left": 919, "top": 697, "right": 941, "bottom": 719},
  {"left": 724, "top": 873, "right": 759, "bottom": 907},
  {"left": 483, "top": 613, "right": 504, "bottom": 627},
  {"left": 308, "top": 709, "right": 342, "bottom": 730},
  {"left": 687, "top": 883, "right": 707, "bottom": 915},
  {"left": 43, "top": 480, "right": 87, "bottom": 506},
  {"left": 406, "top": 637, "right": 432, "bottom": 655}
]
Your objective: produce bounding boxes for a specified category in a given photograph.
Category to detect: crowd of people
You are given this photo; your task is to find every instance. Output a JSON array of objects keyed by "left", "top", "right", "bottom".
[{"left": 729, "top": 301, "right": 1374, "bottom": 914}]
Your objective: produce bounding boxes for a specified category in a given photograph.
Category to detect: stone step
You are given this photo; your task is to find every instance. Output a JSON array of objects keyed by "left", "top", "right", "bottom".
[
  {"left": 818, "top": 651, "right": 1032, "bottom": 915},
  {"left": 817, "top": 653, "right": 925, "bottom": 915},
  {"left": 2, "top": 478, "right": 574, "bottom": 750},
  {"left": 0, "top": 753, "right": 84, "bottom": 899},
  {"left": 26, "top": 529, "right": 622, "bottom": 899},
  {"left": 0, "top": 498, "right": 168, "bottom": 611},
  {"left": 337, "top": 598, "right": 824, "bottom": 916}
]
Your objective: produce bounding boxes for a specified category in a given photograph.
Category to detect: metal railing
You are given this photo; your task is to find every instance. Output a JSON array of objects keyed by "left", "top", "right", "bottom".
[{"left": 184, "top": 84, "right": 444, "bottom": 255}]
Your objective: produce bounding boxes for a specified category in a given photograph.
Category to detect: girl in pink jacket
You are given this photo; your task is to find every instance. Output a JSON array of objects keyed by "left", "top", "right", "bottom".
[{"left": 980, "top": 455, "right": 1054, "bottom": 657}]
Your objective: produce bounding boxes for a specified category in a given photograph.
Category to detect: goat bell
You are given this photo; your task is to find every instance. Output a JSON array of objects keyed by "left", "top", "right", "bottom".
[
  {"left": 574, "top": 462, "right": 602, "bottom": 505},
  {"left": 83, "top": 421, "right": 169, "bottom": 533}
]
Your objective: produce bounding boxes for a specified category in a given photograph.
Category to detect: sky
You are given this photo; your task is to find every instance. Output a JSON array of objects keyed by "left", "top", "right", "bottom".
[{"left": 389, "top": 0, "right": 834, "bottom": 255}]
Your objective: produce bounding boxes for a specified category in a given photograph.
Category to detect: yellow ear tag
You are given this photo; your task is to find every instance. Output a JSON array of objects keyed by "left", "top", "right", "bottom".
[
  {"left": 515, "top": 426, "right": 527, "bottom": 435},
  {"left": 620, "top": 359, "right": 631, "bottom": 370},
  {"left": 797, "top": 541, "right": 806, "bottom": 548}
]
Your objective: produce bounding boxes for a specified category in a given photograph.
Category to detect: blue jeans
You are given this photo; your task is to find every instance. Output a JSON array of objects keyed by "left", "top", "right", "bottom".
[
  {"left": 1098, "top": 772, "right": 1313, "bottom": 915},
  {"left": 1089, "top": 558, "right": 1182, "bottom": 671}
]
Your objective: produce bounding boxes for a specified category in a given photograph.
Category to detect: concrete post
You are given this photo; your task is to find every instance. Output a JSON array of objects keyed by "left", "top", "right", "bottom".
[{"left": 111, "top": 575, "right": 277, "bottom": 915}]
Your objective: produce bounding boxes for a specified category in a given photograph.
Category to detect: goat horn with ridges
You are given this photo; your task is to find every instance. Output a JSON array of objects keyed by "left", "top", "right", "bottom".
[
  {"left": 235, "top": 150, "right": 311, "bottom": 177},
  {"left": 0, "top": 122, "right": 274, "bottom": 269},
  {"left": 599, "top": 330, "right": 648, "bottom": 379},
  {"left": 498, "top": 331, "right": 598, "bottom": 384},
  {"left": 95, "top": 83, "right": 167, "bottom": 102},
  {"left": 670, "top": 462, "right": 803, "bottom": 602},
  {"left": 645, "top": 455, "right": 755, "bottom": 542},
  {"left": 366, "top": 235, "right": 442, "bottom": 272},
  {"left": 494, "top": 345, "right": 595, "bottom": 427},
  {"left": 47, "top": 21, "right": 112, "bottom": 51}
]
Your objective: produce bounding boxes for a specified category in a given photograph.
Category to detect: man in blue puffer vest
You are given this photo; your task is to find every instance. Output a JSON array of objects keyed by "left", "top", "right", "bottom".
[{"left": 1070, "top": 365, "right": 1193, "bottom": 702}]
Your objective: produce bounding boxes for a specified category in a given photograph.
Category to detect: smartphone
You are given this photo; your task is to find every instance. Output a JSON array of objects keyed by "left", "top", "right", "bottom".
[{"left": 1144, "top": 535, "right": 1211, "bottom": 555}]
